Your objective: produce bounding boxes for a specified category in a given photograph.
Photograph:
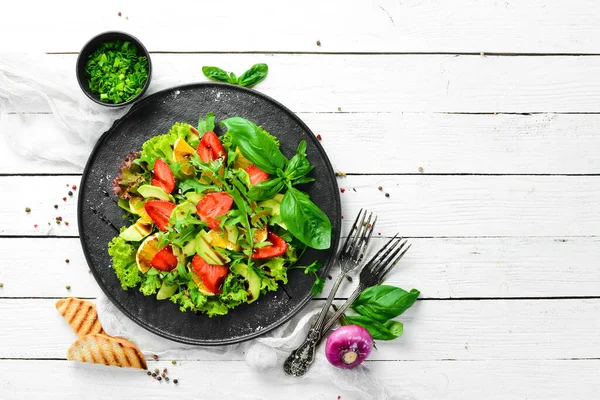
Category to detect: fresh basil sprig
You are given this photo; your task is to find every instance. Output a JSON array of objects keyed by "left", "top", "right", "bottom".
[
  {"left": 202, "top": 63, "right": 268, "bottom": 88},
  {"left": 220, "top": 117, "right": 332, "bottom": 250},
  {"left": 345, "top": 285, "right": 420, "bottom": 340}
]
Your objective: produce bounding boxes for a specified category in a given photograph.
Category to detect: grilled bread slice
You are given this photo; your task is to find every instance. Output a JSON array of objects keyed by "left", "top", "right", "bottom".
[
  {"left": 56, "top": 298, "right": 104, "bottom": 337},
  {"left": 67, "top": 333, "right": 147, "bottom": 370}
]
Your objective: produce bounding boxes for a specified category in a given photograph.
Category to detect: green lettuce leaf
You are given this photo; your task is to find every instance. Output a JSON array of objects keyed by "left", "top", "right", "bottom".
[
  {"left": 107, "top": 236, "right": 141, "bottom": 290},
  {"left": 138, "top": 122, "right": 192, "bottom": 168}
]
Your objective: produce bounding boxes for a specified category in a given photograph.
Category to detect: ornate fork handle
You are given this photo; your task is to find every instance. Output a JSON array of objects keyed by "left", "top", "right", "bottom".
[{"left": 283, "top": 272, "right": 347, "bottom": 376}]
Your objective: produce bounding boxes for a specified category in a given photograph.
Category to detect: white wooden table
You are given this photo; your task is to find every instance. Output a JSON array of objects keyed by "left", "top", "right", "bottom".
[{"left": 1, "top": 1, "right": 599, "bottom": 399}]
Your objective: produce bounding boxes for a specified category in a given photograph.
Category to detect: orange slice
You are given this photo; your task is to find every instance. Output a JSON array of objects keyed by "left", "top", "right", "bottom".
[
  {"left": 173, "top": 137, "right": 196, "bottom": 176},
  {"left": 129, "top": 196, "right": 152, "bottom": 223},
  {"left": 135, "top": 233, "right": 161, "bottom": 273},
  {"left": 233, "top": 148, "right": 253, "bottom": 169}
]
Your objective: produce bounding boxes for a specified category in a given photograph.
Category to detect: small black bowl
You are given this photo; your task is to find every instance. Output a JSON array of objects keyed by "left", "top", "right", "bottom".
[{"left": 76, "top": 31, "right": 152, "bottom": 107}]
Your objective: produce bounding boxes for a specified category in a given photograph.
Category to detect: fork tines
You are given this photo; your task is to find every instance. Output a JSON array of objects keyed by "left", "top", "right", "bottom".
[
  {"left": 341, "top": 209, "right": 377, "bottom": 264},
  {"left": 367, "top": 234, "right": 411, "bottom": 282}
]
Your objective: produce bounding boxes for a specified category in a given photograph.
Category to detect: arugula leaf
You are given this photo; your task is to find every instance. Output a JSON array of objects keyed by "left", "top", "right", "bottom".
[
  {"left": 344, "top": 315, "right": 404, "bottom": 340},
  {"left": 179, "top": 179, "right": 217, "bottom": 194},
  {"left": 237, "top": 63, "right": 269, "bottom": 88},
  {"left": 247, "top": 177, "right": 286, "bottom": 201},
  {"left": 201, "top": 66, "right": 236, "bottom": 84},
  {"left": 281, "top": 187, "right": 332, "bottom": 250},
  {"left": 198, "top": 112, "right": 215, "bottom": 134},
  {"left": 221, "top": 117, "right": 287, "bottom": 174},
  {"left": 351, "top": 286, "right": 420, "bottom": 322}
]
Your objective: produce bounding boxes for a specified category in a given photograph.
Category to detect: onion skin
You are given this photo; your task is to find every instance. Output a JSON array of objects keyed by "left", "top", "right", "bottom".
[{"left": 325, "top": 324, "right": 374, "bottom": 369}]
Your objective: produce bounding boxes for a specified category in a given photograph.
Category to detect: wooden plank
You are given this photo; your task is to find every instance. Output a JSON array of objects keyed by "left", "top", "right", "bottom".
[
  {"left": 1, "top": 298, "right": 599, "bottom": 361},
  {"left": 1, "top": 175, "right": 599, "bottom": 237},
  {"left": 2, "top": 237, "right": 599, "bottom": 299},
  {"left": 0, "top": 359, "right": 597, "bottom": 400},
  {"left": 2, "top": 0, "right": 600, "bottom": 54},
  {"left": 4, "top": 112, "right": 600, "bottom": 175},
  {"left": 6, "top": 54, "right": 600, "bottom": 114}
]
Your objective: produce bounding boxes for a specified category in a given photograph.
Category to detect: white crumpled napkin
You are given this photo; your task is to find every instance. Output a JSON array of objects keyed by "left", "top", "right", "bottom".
[{"left": 1, "top": 53, "right": 394, "bottom": 400}]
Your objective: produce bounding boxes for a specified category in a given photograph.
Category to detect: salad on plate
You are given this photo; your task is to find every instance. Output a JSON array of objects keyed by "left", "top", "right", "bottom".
[{"left": 108, "top": 113, "right": 332, "bottom": 317}]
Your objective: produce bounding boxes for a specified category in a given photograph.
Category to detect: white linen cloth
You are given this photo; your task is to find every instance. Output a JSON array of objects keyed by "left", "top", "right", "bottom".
[{"left": 0, "top": 53, "right": 394, "bottom": 400}]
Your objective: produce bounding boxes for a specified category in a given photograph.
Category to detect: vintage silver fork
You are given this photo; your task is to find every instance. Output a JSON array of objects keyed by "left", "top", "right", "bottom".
[
  {"left": 283, "top": 209, "right": 376, "bottom": 377},
  {"left": 320, "top": 235, "right": 411, "bottom": 335}
]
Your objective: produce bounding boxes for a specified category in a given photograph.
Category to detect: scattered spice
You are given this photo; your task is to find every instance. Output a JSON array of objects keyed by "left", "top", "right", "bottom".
[
  {"left": 65, "top": 259, "right": 70, "bottom": 263},
  {"left": 48, "top": 222, "right": 51, "bottom": 226},
  {"left": 378, "top": 232, "right": 381, "bottom": 236},
  {"left": 418, "top": 167, "right": 424, "bottom": 173},
  {"left": 163, "top": 368, "right": 168, "bottom": 373},
  {"left": 25, "top": 207, "right": 31, "bottom": 213},
  {"left": 340, "top": 188, "right": 345, "bottom": 193},
  {"left": 154, "top": 368, "right": 159, "bottom": 373},
  {"left": 34, "top": 224, "right": 38, "bottom": 228},
  {"left": 0, "top": 283, "right": 3, "bottom": 288},
  {"left": 173, "top": 379, "right": 178, "bottom": 384},
  {"left": 341, "top": 215, "right": 344, "bottom": 219},
  {"left": 378, "top": 186, "right": 383, "bottom": 191},
  {"left": 72, "top": 185, "right": 77, "bottom": 190},
  {"left": 152, "top": 372, "right": 157, "bottom": 377},
  {"left": 66, "top": 184, "right": 69, "bottom": 187},
  {"left": 153, "top": 355, "right": 159, "bottom": 361},
  {"left": 161, "top": 372, "right": 166, "bottom": 378},
  {"left": 66, "top": 285, "right": 71, "bottom": 290},
  {"left": 316, "top": 134, "right": 322, "bottom": 140},
  {"left": 65, "top": 221, "right": 70, "bottom": 226},
  {"left": 157, "top": 376, "right": 162, "bottom": 381},
  {"left": 54, "top": 204, "right": 58, "bottom": 209},
  {"left": 68, "top": 191, "right": 73, "bottom": 196},
  {"left": 172, "top": 360, "right": 177, "bottom": 365},
  {"left": 335, "top": 171, "right": 346, "bottom": 177},
  {"left": 352, "top": 188, "right": 356, "bottom": 192},
  {"left": 337, "top": 107, "right": 342, "bottom": 111},
  {"left": 118, "top": 11, "right": 122, "bottom": 16},
  {"left": 327, "top": 275, "right": 332, "bottom": 280},
  {"left": 147, "top": 371, "right": 151, "bottom": 376},
  {"left": 165, "top": 377, "right": 170, "bottom": 382},
  {"left": 346, "top": 276, "right": 353, "bottom": 282},
  {"left": 63, "top": 197, "right": 67, "bottom": 201},
  {"left": 316, "top": 40, "right": 321, "bottom": 46},
  {"left": 385, "top": 193, "right": 390, "bottom": 198}
]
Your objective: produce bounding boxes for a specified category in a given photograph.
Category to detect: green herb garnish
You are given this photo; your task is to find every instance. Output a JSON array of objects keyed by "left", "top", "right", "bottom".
[
  {"left": 85, "top": 40, "right": 149, "bottom": 104},
  {"left": 202, "top": 63, "right": 268, "bottom": 88}
]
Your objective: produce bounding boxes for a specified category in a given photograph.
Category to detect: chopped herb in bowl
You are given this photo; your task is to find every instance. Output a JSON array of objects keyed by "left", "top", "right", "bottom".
[{"left": 84, "top": 40, "right": 149, "bottom": 104}]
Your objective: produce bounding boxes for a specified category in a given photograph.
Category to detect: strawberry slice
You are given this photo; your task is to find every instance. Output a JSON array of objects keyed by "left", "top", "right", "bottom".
[
  {"left": 252, "top": 232, "right": 288, "bottom": 260},
  {"left": 196, "top": 131, "right": 226, "bottom": 163},
  {"left": 151, "top": 158, "right": 176, "bottom": 194},
  {"left": 144, "top": 200, "right": 176, "bottom": 232},
  {"left": 196, "top": 192, "right": 233, "bottom": 228},
  {"left": 151, "top": 245, "right": 178, "bottom": 271},
  {"left": 191, "top": 254, "right": 229, "bottom": 294},
  {"left": 245, "top": 165, "right": 269, "bottom": 185}
]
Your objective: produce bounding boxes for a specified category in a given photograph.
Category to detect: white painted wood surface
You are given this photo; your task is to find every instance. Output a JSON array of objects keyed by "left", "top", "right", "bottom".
[{"left": 1, "top": 2, "right": 599, "bottom": 399}]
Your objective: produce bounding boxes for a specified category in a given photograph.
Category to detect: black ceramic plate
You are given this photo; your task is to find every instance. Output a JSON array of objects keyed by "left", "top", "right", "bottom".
[{"left": 78, "top": 83, "right": 341, "bottom": 345}]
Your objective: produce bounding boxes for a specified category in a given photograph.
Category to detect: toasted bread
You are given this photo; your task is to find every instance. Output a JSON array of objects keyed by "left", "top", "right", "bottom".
[
  {"left": 56, "top": 298, "right": 105, "bottom": 337},
  {"left": 67, "top": 333, "right": 147, "bottom": 370}
]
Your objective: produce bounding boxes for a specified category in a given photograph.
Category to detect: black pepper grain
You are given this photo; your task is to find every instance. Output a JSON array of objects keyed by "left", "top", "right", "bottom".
[
  {"left": 65, "top": 259, "right": 70, "bottom": 263},
  {"left": 68, "top": 191, "right": 73, "bottom": 196},
  {"left": 385, "top": 193, "right": 390, "bottom": 198},
  {"left": 157, "top": 376, "right": 162, "bottom": 381},
  {"left": 152, "top": 372, "right": 157, "bottom": 377},
  {"left": 54, "top": 204, "right": 58, "bottom": 209},
  {"left": 173, "top": 379, "right": 178, "bottom": 384},
  {"left": 378, "top": 186, "right": 383, "bottom": 191},
  {"left": 316, "top": 40, "right": 321, "bottom": 46},
  {"left": 147, "top": 371, "right": 152, "bottom": 376}
]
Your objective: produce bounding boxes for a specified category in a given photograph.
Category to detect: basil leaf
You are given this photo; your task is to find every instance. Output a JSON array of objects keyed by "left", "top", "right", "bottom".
[
  {"left": 351, "top": 286, "right": 420, "bottom": 322},
  {"left": 198, "top": 112, "right": 215, "bottom": 134},
  {"left": 248, "top": 177, "right": 286, "bottom": 201},
  {"left": 292, "top": 176, "right": 315, "bottom": 185},
  {"left": 281, "top": 187, "right": 331, "bottom": 250},
  {"left": 202, "top": 66, "right": 230, "bottom": 83},
  {"left": 228, "top": 72, "right": 237, "bottom": 84},
  {"left": 221, "top": 117, "right": 287, "bottom": 174},
  {"left": 237, "top": 63, "right": 268, "bottom": 88},
  {"left": 345, "top": 315, "right": 403, "bottom": 340},
  {"left": 285, "top": 140, "right": 314, "bottom": 180}
]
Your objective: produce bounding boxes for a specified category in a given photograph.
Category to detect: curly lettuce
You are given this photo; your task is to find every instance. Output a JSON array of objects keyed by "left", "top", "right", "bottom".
[{"left": 107, "top": 236, "right": 141, "bottom": 289}]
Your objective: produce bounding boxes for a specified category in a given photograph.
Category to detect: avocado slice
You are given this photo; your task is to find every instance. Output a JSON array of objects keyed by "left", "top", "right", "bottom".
[
  {"left": 230, "top": 263, "right": 261, "bottom": 303},
  {"left": 195, "top": 230, "right": 227, "bottom": 265},
  {"left": 119, "top": 219, "right": 153, "bottom": 241},
  {"left": 156, "top": 282, "right": 178, "bottom": 300},
  {"left": 171, "top": 201, "right": 196, "bottom": 222},
  {"left": 182, "top": 238, "right": 197, "bottom": 256},
  {"left": 258, "top": 193, "right": 287, "bottom": 229},
  {"left": 137, "top": 184, "right": 175, "bottom": 202},
  {"left": 185, "top": 192, "right": 205, "bottom": 205}
]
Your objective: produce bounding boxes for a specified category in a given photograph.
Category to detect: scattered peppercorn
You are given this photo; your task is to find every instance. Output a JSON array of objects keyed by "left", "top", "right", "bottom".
[
  {"left": 118, "top": 11, "right": 122, "bottom": 16},
  {"left": 165, "top": 377, "right": 170, "bottom": 382},
  {"left": 153, "top": 355, "right": 159, "bottom": 361},
  {"left": 147, "top": 371, "right": 151, "bottom": 376},
  {"left": 154, "top": 368, "right": 159, "bottom": 373},
  {"left": 66, "top": 184, "right": 69, "bottom": 187},
  {"left": 63, "top": 197, "right": 67, "bottom": 201},
  {"left": 385, "top": 193, "right": 390, "bottom": 198},
  {"left": 352, "top": 188, "right": 357, "bottom": 192},
  {"left": 72, "top": 185, "right": 77, "bottom": 190},
  {"left": 25, "top": 207, "right": 31, "bottom": 213},
  {"left": 341, "top": 215, "right": 344, "bottom": 219},
  {"left": 316, "top": 134, "right": 322, "bottom": 140},
  {"left": 340, "top": 188, "right": 345, "bottom": 193},
  {"left": 0, "top": 283, "right": 3, "bottom": 288},
  {"left": 327, "top": 275, "right": 332, "bottom": 280},
  {"left": 157, "top": 376, "right": 162, "bottom": 381},
  {"left": 378, "top": 186, "right": 383, "bottom": 191},
  {"left": 163, "top": 368, "right": 168, "bottom": 373},
  {"left": 378, "top": 232, "right": 381, "bottom": 236},
  {"left": 335, "top": 171, "right": 346, "bottom": 177},
  {"left": 161, "top": 372, "right": 166, "bottom": 377},
  {"left": 68, "top": 191, "right": 73, "bottom": 196},
  {"left": 65, "top": 259, "right": 70, "bottom": 263},
  {"left": 316, "top": 40, "right": 321, "bottom": 46},
  {"left": 48, "top": 222, "right": 51, "bottom": 226},
  {"left": 346, "top": 276, "right": 353, "bottom": 282},
  {"left": 66, "top": 285, "right": 71, "bottom": 290},
  {"left": 418, "top": 167, "right": 424, "bottom": 173},
  {"left": 65, "top": 221, "right": 70, "bottom": 226},
  {"left": 337, "top": 107, "right": 341, "bottom": 111},
  {"left": 152, "top": 372, "right": 157, "bottom": 377},
  {"left": 34, "top": 224, "right": 38, "bottom": 228},
  {"left": 54, "top": 204, "right": 58, "bottom": 209},
  {"left": 173, "top": 379, "right": 178, "bottom": 384},
  {"left": 172, "top": 360, "right": 177, "bottom": 365},
  {"left": 57, "top": 216, "right": 63, "bottom": 221}
]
